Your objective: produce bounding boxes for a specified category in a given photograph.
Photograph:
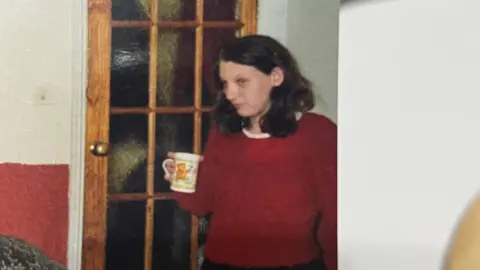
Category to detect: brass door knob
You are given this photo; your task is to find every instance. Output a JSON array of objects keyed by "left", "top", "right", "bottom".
[{"left": 89, "top": 141, "right": 109, "bottom": 156}]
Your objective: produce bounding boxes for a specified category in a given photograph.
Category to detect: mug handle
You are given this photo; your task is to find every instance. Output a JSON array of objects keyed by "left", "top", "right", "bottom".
[{"left": 162, "top": 158, "right": 175, "bottom": 176}]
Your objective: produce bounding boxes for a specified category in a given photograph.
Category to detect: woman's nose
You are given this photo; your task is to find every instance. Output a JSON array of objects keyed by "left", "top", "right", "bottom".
[{"left": 224, "top": 86, "right": 238, "bottom": 101}]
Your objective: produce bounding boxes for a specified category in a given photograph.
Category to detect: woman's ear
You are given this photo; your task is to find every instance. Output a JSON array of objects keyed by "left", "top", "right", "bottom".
[{"left": 270, "top": 67, "right": 285, "bottom": 87}]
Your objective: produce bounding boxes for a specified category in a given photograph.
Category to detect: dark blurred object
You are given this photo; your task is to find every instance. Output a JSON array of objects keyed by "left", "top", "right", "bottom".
[{"left": 0, "top": 235, "right": 66, "bottom": 270}]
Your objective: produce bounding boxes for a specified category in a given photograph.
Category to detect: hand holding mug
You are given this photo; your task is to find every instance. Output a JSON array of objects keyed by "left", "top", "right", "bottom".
[{"left": 163, "top": 152, "right": 177, "bottom": 183}]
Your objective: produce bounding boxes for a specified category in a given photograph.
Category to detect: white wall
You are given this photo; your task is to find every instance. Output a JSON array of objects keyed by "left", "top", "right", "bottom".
[
  {"left": 286, "top": 0, "right": 339, "bottom": 122},
  {"left": 0, "top": 0, "right": 74, "bottom": 164},
  {"left": 258, "top": 0, "right": 339, "bottom": 122},
  {"left": 339, "top": 0, "right": 480, "bottom": 269},
  {"left": 257, "top": 0, "right": 288, "bottom": 45}
]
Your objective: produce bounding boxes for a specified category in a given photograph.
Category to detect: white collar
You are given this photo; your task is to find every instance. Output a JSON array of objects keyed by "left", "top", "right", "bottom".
[{"left": 242, "top": 112, "right": 303, "bottom": 139}]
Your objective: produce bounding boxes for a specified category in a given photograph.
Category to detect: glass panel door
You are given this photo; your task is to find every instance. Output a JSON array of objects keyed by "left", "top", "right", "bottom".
[{"left": 84, "top": 0, "right": 257, "bottom": 270}]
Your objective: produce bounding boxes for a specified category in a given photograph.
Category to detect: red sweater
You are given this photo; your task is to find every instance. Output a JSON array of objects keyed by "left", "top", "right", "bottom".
[{"left": 175, "top": 112, "right": 337, "bottom": 269}]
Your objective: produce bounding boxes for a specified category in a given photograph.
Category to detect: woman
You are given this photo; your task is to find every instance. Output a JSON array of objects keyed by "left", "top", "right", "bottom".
[
  {"left": 445, "top": 193, "right": 480, "bottom": 270},
  {"left": 163, "top": 34, "right": 337, "bottom": 270}
]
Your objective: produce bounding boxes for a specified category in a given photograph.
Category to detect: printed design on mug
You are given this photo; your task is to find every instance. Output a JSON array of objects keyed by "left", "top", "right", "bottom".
[{"left": 175, "top": 162, "right": 194, "bottom": 181}]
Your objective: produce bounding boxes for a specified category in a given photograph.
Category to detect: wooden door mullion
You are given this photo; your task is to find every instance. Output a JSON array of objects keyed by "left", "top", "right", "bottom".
[
  {"left": 110, "top": 106, "right": 213, "bottom": 114},
  {"left": 191, "top": 1, "right": 205, "bottom": 269},
  {"left": 240, "top": 0, "right": 258, "bottom": 36},
  {"left": 111, "top": 20, "right": 242, "bottom": 28},
  {"left": 82, "top": 0, "right": 112, "bottom": 269},
  {"left": 144, "top": 0, "right": 159, "bottom": 269}
]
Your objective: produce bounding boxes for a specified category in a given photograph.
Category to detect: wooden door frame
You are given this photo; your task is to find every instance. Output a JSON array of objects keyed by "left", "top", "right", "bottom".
[
  {"left": 67, "top": 1, "right": 258, "bottom": 270},
  {"left": 68, "top": 0, "right": 88, "bottom": 269}
]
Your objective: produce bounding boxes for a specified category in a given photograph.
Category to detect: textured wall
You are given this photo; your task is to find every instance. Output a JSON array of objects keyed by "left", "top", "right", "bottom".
[{"left": 0, "top": 163, "right": 69, "bottom": 265}]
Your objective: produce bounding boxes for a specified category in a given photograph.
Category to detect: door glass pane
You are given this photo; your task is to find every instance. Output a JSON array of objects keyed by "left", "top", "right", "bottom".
[
  {"left": 106, "top": 200, "right": 146, "bottom": 270},
  {"left": 152, "top": 199, "right": 194, "bottom": 270},
  {"left": 112, "top": 0, "right": 149, "bottom": 20},
  {"left": 135, "top": 0, "right": 196, "bottom": 21},
  {"left": 111, "top": 28, "right": 150, "bottom": 108},
  {"left": 109, "top": 114, "right": 148, "bottom": 194},
  {"left": 157, "top": 29, "right": 196, "bottom": 107},
  {"left": 204, "top": 0, "right": 240, "bottom": 21}
]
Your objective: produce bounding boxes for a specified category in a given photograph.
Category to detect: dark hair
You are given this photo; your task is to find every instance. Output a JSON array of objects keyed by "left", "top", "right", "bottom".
[{"left": 212, "top": 34, "right": 315, "bottom": 137}]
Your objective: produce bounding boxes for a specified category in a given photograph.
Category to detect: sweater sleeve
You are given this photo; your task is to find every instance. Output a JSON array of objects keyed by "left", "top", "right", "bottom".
[
  {"left": 174, "top": 127, "right": 220, "bottom": 217},
  {"left": 311, "top": 116, "right": 338, "bottom": 270}
]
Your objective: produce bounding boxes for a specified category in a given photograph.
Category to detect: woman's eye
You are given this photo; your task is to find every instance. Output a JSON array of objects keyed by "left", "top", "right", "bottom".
[{"left": 236, "top": 79, "right": 248, "bottom": 87}]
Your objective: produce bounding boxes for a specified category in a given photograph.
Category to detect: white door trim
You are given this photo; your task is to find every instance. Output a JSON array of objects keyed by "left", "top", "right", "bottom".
[{"left": 68, "top": 0, "right": 87, "bottom": 269}]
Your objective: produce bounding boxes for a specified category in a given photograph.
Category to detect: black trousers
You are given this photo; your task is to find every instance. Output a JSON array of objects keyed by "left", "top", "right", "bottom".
[{"left": 201, "top": 257, "right": 326, "bottom": 270}]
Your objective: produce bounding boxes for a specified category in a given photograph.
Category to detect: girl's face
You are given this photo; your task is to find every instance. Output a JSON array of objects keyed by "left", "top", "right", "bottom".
[{"left": 219, "top": 60, "right": 284, "bottom": 120}]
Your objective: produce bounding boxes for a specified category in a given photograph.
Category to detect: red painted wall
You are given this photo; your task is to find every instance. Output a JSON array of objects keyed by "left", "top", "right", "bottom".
[{"left": 0, "top": 163, "right": 69, "bottom": 266}]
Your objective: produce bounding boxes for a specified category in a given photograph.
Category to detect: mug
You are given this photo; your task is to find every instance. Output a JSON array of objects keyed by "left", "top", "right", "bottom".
[{"left": 162, "top": 152, "right": 202, "bottom": 193}]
